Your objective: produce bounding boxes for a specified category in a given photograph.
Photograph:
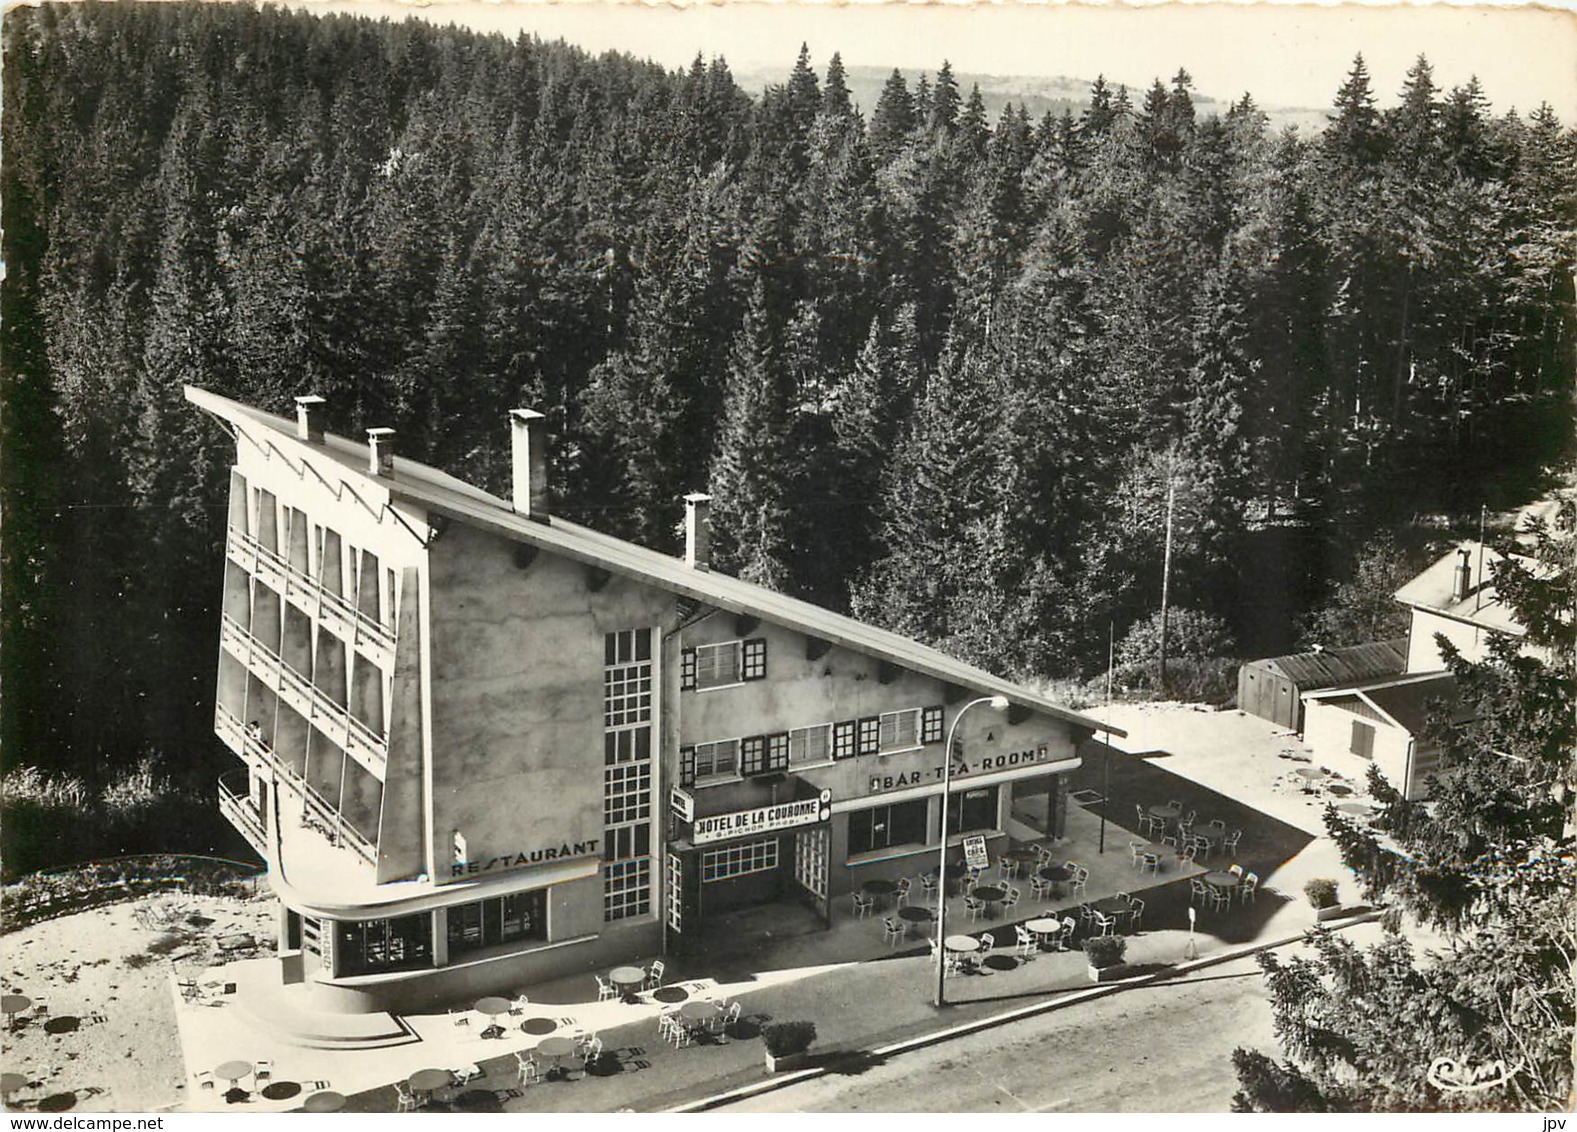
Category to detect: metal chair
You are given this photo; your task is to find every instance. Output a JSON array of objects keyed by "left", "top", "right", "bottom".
[
  {"left": 1069, "top": 867, "right": 1089, "bottom": 901},
  {"left": 1029, "top": 872, "right": 1053, "bottom": 902},
  {"left": 894, "top": 877, "right": 912, "bottom": 906},
  {"left": 963, "top": 896, "right": 985, "bottom": 923},
  {"left": 516, "top": 1053, "right": 540, "bottom": 1087},
  {"left": 1228, "top": 863, "right": 1244, "bottom": 879},
  {"left": 510, "top": 994, "right": 530, "bottom": 1015},
  {"left": 1240, "top": 872, "right": 1259, "bottom": 905},
  {"left": 1091, "top": 910, "right": 1118, "bottom": 936},
  {"left": 394, "top": 1082, "right": 418, "bottom": 1113},
  {"left": 645, "top": 960, "right": 666, "bottom": 990},
  {"left": 1014, "top": 925, "right": 1037, "bottom": 959},
  {"left": 882, "top": 917, "right": 906, "bottom": 946},
  {"left": 1223, "top": 829, "right": 1243, "bottom": 855},
  {"left": 1000, "top": 885, "right": 1021, "bottom": 913},
  {"left": 852, "top": 891, "right": 874, "bottom": 919},
  {"left": 1129, "top": 840, "right": 1148, "bottom": 868},
  {"left": 920, "top": 873, "right": 938, "bottom": 902},
  {"left": 1126, "top": 897, "right": 1145, "bottom": 932},
  {"left": 595, "top": 974, "right": 617, "bottom": 1002},
  {"left": 1140, "top": 851, "right": 1162, "bottom": 875},
  {"left": 1189, "top": 877, "right": 1210, "bottom": 905}
]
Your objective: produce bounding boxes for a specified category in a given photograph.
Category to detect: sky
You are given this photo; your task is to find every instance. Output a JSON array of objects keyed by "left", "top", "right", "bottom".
[{"left": 299, "top": 0, "right": 1577, "bottom": 119}]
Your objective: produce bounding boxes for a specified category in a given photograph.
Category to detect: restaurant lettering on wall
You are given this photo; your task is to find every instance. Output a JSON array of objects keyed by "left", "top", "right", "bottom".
[
  {"left": 450, "top": 838, "right": 601, "bottom": 877},
  {"left": 867, "top": 745, "right": 1051, "bottom": 794}
]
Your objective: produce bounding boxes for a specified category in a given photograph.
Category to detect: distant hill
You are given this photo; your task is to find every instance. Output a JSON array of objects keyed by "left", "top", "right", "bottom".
[{"left": 733, "top": 63, "right": 1330, "bottom": 134}]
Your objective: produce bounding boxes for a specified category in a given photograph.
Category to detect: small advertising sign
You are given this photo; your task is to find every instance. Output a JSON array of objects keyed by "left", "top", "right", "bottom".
[
  {"left": 670, "top": 786, "right": 695, "bottom": 822},
  {"left": 963, "top": 834, "right": 989, "bottom": 871}
]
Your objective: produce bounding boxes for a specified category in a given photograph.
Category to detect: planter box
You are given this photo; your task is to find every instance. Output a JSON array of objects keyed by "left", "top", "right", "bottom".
[
  {"left": 1314, "top": 905, "right": 1346, "bottom": 924},
  {"left": 765, "top": 1051, "right": 810, "bottom": 1074},
  {"left": 1087, "top": 962, "right": 1129, "bottom": 983}
]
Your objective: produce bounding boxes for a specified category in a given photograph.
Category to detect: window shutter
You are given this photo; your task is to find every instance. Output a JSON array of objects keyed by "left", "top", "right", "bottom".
[
  {"left": 680, "top": 648, "right": 697, "bottom": 690},
  {"left": 858, "top": 717, "right": 880, "bottom": 756},
  {"left": 680, "top": 745, "right": 696, "bottom": 787},
  {"left": 741, "top": 735, "right": 767, "bottom": 776},
  {"left": 922, "top": 705, "right": 944, "bottom": 744},
  {"left": 742, "top": 638, "right": 767, "bottom": 681},
  {"left": 1350, "top": 721, "right": 1375, "bottom": 759},
  {"left": 833, "top": 720, "right": 856, "bottom": 760},
  {"left": 766, "top": 732, "right": 789, "bottom": 772}
]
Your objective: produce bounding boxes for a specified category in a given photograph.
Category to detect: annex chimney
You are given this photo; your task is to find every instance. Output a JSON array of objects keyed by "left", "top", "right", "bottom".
[
  {"left": 1453, "top": 547, "right": 1473, "bottom": 603},
  {"left": 684, "top": 493, "right": 712, "bottom": 571},
  {"left": 509, "top": 409, "right": 551, "bottom": 523},
  {"left": 294, "top": 394, "right": 326, "bottom": 442},
  {"left": 367, "top": 427, "right": 396, "bottom": 478}
]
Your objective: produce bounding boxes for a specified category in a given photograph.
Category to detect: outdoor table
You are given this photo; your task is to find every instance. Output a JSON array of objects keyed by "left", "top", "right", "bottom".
[
  {"left": 535, "top": 1036, "right": 576, "bottom": 1079},
  {"left": 215, "top": 1061, "right": 254, "bottom": 1090},
  {"left": 897, "top": 905, "right": 934, "bottom": 937},
  {"left": 861, "top": 878, "right": 898, "bottom": 908},
  {"left": 521, "top": 1016, "right": 558, "bottom": 1036},
  {"left": 1036, "top": 864, "right": 1073, "bottom": 895},
  {"left": 301, "top": 1091, "right": 345, "bottom": 1113},
  {"left": 1023, "top": 916, "right": 1061, "bottom": 944},
  {"left": 678, "top": 1001, "right": 718, "bottom": 1024},
  {"left": 474, "top": 996, "right": 511, "bottom": 1037},
  {"left": 408, "top": 1068, "right": 452, "bottom": 1104},
  {"left": 1203, "top": 871, "right": 1240, "bottom": 890},
  {"left": 1, "top": 1072, "right": 27, "bottom": 1098},
  {"left": 1335, "top": 802, "right": 1372, "bottom": 818},
  {"left": 1002, "top": 848, "right": 1039, "bottom": 877},
  {"left": 2, "top": 996, "right": 31, "bottom": 1030},
  {"left": 1148, "top": 803, "right": 1182, "bottom": 820},
  {"left": 943, "top": 935, "right": 980, "bottom": 953},
  {"left": 1295, "top": 767, "right": 1327, "bottom": 780},
  {"left": 971, "top": 884, "right": 1007, "bottom": 916},
  {"left": 608, "top": 966, "right": 647, "bottom": 1001}
]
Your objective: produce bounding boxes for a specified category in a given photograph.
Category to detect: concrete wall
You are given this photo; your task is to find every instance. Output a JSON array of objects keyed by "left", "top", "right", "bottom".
[
  {"left": 1303, "top": 697, "right": 1411, "bottom": 793},
  {"left": 1408, "top": 610, "right": 1491, "bottom": 672},
  {"left": 425, "top": 523, "right": 672, "bottom": 889}
]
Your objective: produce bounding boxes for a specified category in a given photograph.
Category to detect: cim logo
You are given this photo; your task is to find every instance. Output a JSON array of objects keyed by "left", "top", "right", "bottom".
[{"left": 1425, "top": 1056, "right": 1521, "bottom": 1094}]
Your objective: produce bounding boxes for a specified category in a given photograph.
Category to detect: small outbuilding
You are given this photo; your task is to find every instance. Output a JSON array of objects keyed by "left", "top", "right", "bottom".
[
  {"left": 1236, "top": 639, "right": 1407, "bottom": 732},
  {"left": 1301, "top": 672, "right": 1468, "bottom": 799}
]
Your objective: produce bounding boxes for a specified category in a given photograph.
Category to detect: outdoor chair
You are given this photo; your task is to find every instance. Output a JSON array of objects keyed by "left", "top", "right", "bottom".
[
  {"left": 1228, "top": 864, "right": 1244, "bottom": 879},
  {"left": 1091, "top": 910, "right": 1118, "bottom": 936},
  {"left": 966, "top": 864, "right": 985, "bottom": 885},
  {"left": 1207, "top": 884, "right": 1233, "bottom": 912},
  {"left": 920, "top": 874, "right": 938, "bottom": 901},
  {"left": 193, "top": 1071, "right": 215, "bottom": 1091},
  {"left": 1190, "top": 878, "right": 1210, "bottom": 905},
  {"left": 254, "top": 1060, "right": 273, "bottom": 1084},
  {"left": 1129, "top": 840, "right": 1148, "bottom": 868},
  {"left": 1240, "top": 872, "right": 1259, "bottom": 905},
  {"left": 394, "top": 1083, "right": 418, "bottom": 1113},
  {"left": 645, "top": 960, "right": 666, "bottom": 990},
  {"left": 894, "top": 877, "right": 912, "bottom": 905},
  {"left": 1184, "top": 809, "right": 1197, "bottom": 826},
  {"left": 1069, "top": 868, "right": 1089, "bottom": 901},
  {"left": 1135, "top": 805, "right": 1156, "bottom": 837},
  {"left": 510, "top": 994, "right": 530, "bottom": 1015},
  {"left": 1077, "top": 903, "right": 1096, "bottom": 927},
  {"left": 852, "top": 891, "right": 874, "bottom": 919},
  {"left": 882, "top": 917, "right": 906, "bottom": 947},
  {"left": 722, "top": 1001, "right": 742, "bottom": 1034},
  {"left": 999, "top": 858, "right": 1018, "bottom": 881},
  {"left": 1001, "top": 885, "right": 1021, "bottom": 912},
  {"left": 1014, "top": 925, "right": 1037, "bottom": 959},
  {"left": 977, "top": 933, "right": 996, "bottom": 958},
  {"left": 1179, "top": 843, "right": 1199, "bottom": 867},
  {"left": 515, "top": 1054, "right": 540, "bottom": 1087},
  {"left": 658, "top": 1007, "right": 682, "bottom": 1041},
  {"left": 451, "top": 1064, "right": 483, "bottom": 1087},
  {"left": 964, "top": 896, "right": 985, "bottom": 923},
  {"left": 595, "top": 974, "right": 617, "bottom": 1002},
  {"left": 579, "top": 1035, "right": 605, "bottom": 1067},
  {"left": 448, "top": 1008, "right": 471, "bottom": 1027},
  {"left": 1126, "top": 897, "right": 1145, "bottom": 932},
  {"left": 1140, "top": 851, "right": 1162, "bottom": 876},
  {"left": 1029, "top": 873, "right": 1053, "bottom": 901},
  {"left": 1035, "top": 844, "right": 1054, "bottom": 865},
  {"left": 1059, "top": 917, "right": 1078, "bottom": 950},
  {"left": 1223, "top": 829, "right": 1243, "bottom": 855}
]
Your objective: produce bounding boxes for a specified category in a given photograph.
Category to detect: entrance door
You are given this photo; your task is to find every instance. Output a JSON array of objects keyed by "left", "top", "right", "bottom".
[{"left": 793, "top": 828, "right": 830, "bottom": 925}]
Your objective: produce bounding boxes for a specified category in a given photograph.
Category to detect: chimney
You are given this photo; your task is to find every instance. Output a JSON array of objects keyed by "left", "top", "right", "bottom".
[
  {"left": 684, "top": 493, "right": 712, "bottom": 571},
  {"left": 294, "top": 394, "right": 326, "bottom": 442},
  {"left": 1453, "top": 547, "right": 1472, "bottom": 603},
  {"left": 508, "top": 409, "right": 551, "bottom": 523},
  {"left": 367, "top": 427, "right": 396, "bottom": 477}
]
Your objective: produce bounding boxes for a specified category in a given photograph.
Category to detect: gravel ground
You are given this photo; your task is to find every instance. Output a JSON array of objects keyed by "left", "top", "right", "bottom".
[{"left": 1, "top": 892, "right": 275, "bottom": 1113}]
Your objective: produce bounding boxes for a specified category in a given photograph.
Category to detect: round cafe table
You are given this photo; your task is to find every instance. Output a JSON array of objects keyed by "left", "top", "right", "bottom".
[
  {"left": 521, "top": 1016, "right": 558, "bottom": 1036},
  {"left": 897, "top": 905, "right": 934, "bottom": 937},
  {"left": 408, "top": 1068, "right": 452, "bottom": 1102},
  {"left": 970, "top": 885, "right": 1007, "bottom": 916},
  {"left": 535, "top": 1036, "right": 576, "bottom": 1079},
  {"left": 1203, "top": 871, "right": 1240, "bottom": 890},
  {"left": 1335, "top": 802, "right": 1373, "bottom": 818},
  {"left": 609, "top": 966, "right": 647, "bottom": 1001},
  {"left": 215, "top": 1061, "right": 254, "bottom": 1089},
  {"left": 943, "top": 935, "right": 980, "bottom": 953},
  {"left": 679, "top": 1001, "right": 718, "bottom": 1024},
  {"left": 1023, "top": 917, "right": 1062, "bottom": 945},
  {"left": 1148, "top": 802, "right": 1182, "bottom": 820},
  {"left": 2, "top": 995, "right": 31, "bottom": 1030},
  {"left": 301, "top": 1091, "right": 346, "bottom": 1113},
  {"left": 861, "top": 878, "right": 898, "bottom": 908},
  {"left": 474, "top": 996, "right": 512, "bottom": 1037}
]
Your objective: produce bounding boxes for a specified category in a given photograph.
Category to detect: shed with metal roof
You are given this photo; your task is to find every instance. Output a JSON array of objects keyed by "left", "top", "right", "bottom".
[{"left": 1236, "top": 638, "right": 1408, "bottom": 731}]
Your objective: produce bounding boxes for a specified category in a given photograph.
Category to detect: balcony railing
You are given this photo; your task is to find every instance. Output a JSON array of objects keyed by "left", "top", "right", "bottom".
[
  {"left": 219, "top": 614, "right": 387, "bottom": 777},
  {"left": 217, "top": 771, "right": 268, "bottom": 858},
  {"left": 213, "top": 703, "right": 377, "bottom": 868},
  {"left": 226, "top": 527, "right": 395, "bottom": 665}
]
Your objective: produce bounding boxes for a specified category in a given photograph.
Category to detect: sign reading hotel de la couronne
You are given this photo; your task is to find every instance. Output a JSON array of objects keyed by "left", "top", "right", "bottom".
[{"left": 691, "top": 790, "right": 834, "bottom": 846}]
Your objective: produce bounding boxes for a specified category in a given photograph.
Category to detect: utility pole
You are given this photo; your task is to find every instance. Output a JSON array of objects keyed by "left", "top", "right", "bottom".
[
  {"left": 1098, "top": 620, "right": 1114, "bottom": 855},
  {"left": 1158, "top": 477, "right": 1177, "bottom": 694}
]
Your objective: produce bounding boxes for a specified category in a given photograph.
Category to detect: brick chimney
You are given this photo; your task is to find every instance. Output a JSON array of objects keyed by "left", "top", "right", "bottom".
[
  {"left": 294, "top": 394, "right": 326, "bottom": 442},
  {"left": 508, "top": 409, "right": 551, "bottom": 523},
  {"left": 684, "top": 493, "right": 712, "bottom": 571},
  {"left": 367, "top": 427, "right": 396, "bottom": 478}
]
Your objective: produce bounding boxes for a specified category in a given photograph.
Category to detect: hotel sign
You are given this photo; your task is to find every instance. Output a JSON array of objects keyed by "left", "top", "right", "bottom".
[
  {"left": 691, "top": 789, "right": 833, "bottom": 846},
  {"left": 670, "top": 786, "right": 696, "bottom": 822},
  {"left": 867, "top": 744, "right": 1052, "bottom": 795}
]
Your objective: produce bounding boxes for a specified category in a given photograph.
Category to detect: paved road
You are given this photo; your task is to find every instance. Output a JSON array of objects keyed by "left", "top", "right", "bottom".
[{"left": 720, "top": 954, "right": 1278, "bottom": 1112}]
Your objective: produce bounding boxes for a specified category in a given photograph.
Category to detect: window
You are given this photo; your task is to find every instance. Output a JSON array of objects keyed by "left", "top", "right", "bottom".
[
  {"left": 1350, "top": 720, "right": 1376, "bottom": 759},
  {"left": 742, "top": 638, "right": 768, "bottom": 680},
  {"left": 604, "top": 824, "right": 651, "bottom": 861},
  {"left": 604, "top": 664, "right": 652, "bottom": 728},
  {"left": 604, "top": 762, "right": 652, "bottom": 825},
  {"left": 945, "top": 785, "right": 1001, "bottom": 834},
  {"left": 603, "top": 858, "right": 651, "bottom": 921},
  {"left": 695, "top": 642, "right": 742, "bottom": 690},
  {"left": 680, "top": 648, "right": 697, "bottom": 690},
  {"left": 921, "top": 705, "right": 944, "bottom": 744},
  {"left": 832, "top": 720, "right": 857, "bottom": 760},
  {"left": 335, "top": 913, "right": 432, "bottom": 976},
  {"left": 605, "top": 728, "right": 652, "bottom": 765},
  {"left": 878, "top": 709, "right": 921, "bottom": 753},
  {"left": 848, "top": 799, "right": 929, "bottom": 856},
  {"left": 857, "top": 717, "right": 880, "bottom": 756},
  {"left": 742, "top": 733, "right": 789, "bottom": 776},
  {"left": 702, "top": 839, "right": 779, "bottom": 882},
  {"left": 693, "top": 739, "right": 739, "bottom": 782},
  {"left": 789, "top": 724, "right": 832, "bottom": 767},
  {"left": 447, "top": 890, "right": 547, "bottom": 957},
  {"left": 605, "top": 628, "right": 652, "bottom": 666}
]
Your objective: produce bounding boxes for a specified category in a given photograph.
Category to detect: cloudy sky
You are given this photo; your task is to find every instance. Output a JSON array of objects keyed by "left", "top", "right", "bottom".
[{"left": 301, "top": 0, "right": 1577, "bottom": 119}]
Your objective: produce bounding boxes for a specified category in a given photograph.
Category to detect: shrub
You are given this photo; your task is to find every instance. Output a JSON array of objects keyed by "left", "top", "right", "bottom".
[
  {"left": 1304, "top": 878, "right": 1339, "bottom": 909},
  {"left": 1084, "top": 935, "right": 1127, "bottom": 968},
  {"left": 1117, "top": 608, "right": 1236, "bottom": 668},
  {"left": 123, "top": 954, "right": 153, "bottom": 970},
  {"left": 761, "top": 1020, "right": 817, "bottom": 1057}
]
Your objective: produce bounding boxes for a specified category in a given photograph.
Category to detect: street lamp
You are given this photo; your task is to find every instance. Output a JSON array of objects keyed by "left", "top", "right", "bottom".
[{"left": 935, "top": 693, "right": 1010, "bottom": 1008}]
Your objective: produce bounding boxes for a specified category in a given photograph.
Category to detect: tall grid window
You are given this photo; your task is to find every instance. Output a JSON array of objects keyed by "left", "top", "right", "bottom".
[
  {"left": 702, "top": 839, "right": 779, "bottom": 882},
  {"left": 603, "top": 629, "right": 654, "bottom": 922}
]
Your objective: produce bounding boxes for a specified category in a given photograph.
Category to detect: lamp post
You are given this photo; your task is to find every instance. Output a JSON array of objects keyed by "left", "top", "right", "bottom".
[{"left": 935, "top": 694, "right": 1010, "bottom": 1008}]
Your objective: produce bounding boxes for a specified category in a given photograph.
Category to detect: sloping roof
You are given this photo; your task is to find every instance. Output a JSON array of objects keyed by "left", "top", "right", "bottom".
[
  {"left": 186, "top": 386, "right": 1120, "bottom": 738},
  {"left": 1246, "top": 639, "right": 1407, "bottom": 689},
  {"left": 1303, "top": 671, "right": 1465, "bottom": 735},
  {"left": 1393, "top": 541, "right": 1527, "bottom": 637}
]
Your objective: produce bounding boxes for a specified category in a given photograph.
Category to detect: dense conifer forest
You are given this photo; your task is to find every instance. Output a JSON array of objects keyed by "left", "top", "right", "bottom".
[{"left": 2, "top": 2, "right": 1572, "bottom": 865}]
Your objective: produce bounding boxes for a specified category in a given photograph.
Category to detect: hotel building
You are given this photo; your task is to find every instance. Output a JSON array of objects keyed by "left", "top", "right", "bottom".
[{"left": 188, "top": 387, "right": 1116, "bottom": 1013}]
